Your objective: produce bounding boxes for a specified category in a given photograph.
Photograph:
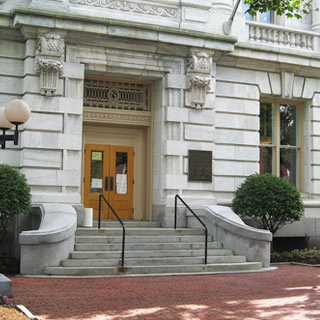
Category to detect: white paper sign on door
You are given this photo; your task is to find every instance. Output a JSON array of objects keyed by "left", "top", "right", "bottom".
[
  {"left": 116, "top": 174, "right": 127, "bottom": 194},
  {"left": 91, "top": 178, "right": 102, "bottom": 189}
]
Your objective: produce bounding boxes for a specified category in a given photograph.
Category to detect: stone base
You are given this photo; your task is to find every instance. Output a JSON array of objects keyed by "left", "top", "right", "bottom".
[{"left": 0, "top": 274, "right": 12, "bottom": 297}]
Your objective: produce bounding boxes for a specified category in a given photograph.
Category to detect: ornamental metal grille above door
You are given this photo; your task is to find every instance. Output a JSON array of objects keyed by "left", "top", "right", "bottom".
[{"left": 84, "top": 78, "right": 151, "bottom": 112}]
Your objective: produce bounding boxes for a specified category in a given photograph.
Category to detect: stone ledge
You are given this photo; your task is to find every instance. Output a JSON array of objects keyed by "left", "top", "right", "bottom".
[{"left": 0, "top": 273, "right": 12, "bottom": 297}]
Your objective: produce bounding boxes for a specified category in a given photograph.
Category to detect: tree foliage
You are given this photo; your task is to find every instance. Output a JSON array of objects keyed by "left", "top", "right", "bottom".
[
  {"left": 232, "top": 173, "right": 304, "bottom": 235},
  {"left": 244, "top": 0, "right": 312, "bottom": 19},
  {"left": 0, "top": 164, "right": 31, "bottom": 241}
]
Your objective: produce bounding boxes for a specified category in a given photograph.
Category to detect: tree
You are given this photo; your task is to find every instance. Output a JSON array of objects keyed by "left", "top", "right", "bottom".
[
  {"left": 232, "top": 173, "right": 304, "bottom": 235},
  {"left": 245, "top": 0, "right": 312, "bottom": 19},
  {"left": 0, "top": 164, "right": 31, "bottom": 242}
]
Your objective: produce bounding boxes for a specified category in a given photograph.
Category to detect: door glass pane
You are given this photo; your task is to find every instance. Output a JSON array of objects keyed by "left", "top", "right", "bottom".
[
  {"left": 280, "top": 148, "right": 298, "bottom": 186},
  {"left": 280, "top": 104, "right": 298, "bottom": 146},
  {"left": 260, "top": 102, "right": 274, "bottom": 145},
  {"left": 259, "top": 146, "right": 274, "bottom": 174},
  {"left": 115, "top": 152, "right": 128, "bottom": 195},
  {"left": 90, "top": 151, "right": 103, "bottom": 193}
]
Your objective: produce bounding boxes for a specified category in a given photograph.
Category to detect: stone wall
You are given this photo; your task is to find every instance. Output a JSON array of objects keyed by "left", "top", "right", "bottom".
[
  {"left": 0, "top": 38, "right": 24, "bottom": 166},
  {"left": 20, "top": 32, "right": 84, "bottom": 204}
]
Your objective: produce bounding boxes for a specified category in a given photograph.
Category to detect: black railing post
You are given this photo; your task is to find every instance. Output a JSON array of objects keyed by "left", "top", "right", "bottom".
[
  {"left": 121, "top": 228, "right": 125, "bottom": 267},
  {"left": 175, "top": 194, "right": 208, "bottom": 265},
  {"left": 205, "top": 229, "right": 208, "bottom": 264},
  {"left": 98, "top": 194, "right": 102, "bottom": 229},
  {"left": 98, "top": 193, "right": 126, "bottom": 267},
  {"left": 174, "top": 195, "right": 177, "bottom": 229}
]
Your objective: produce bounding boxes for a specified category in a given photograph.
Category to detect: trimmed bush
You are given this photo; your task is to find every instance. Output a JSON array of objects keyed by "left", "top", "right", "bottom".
[
  {"left": 232, "top": 173, "right": 304, "bottom": 235},
  {"left": 0, "top": 164, "right": 31, "bottom": 242},
  {"left": 272, "top": 248, "right": 320, "bottom": 264}
]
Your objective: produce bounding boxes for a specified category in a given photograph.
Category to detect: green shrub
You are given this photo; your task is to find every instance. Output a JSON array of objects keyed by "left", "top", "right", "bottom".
[
  {"left": 232, "top": 173, "right": 304, "bottom": 235},
  {"left": 272, "top": 248, "right": 320, "bottom": 264},
  {"left": 0, "top": 164, "right": 31, "bottom": 241}
]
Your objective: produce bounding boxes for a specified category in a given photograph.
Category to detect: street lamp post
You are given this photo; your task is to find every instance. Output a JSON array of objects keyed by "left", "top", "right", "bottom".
[{"left": 0, "top": 99, "right": 31, "bottom": 149}]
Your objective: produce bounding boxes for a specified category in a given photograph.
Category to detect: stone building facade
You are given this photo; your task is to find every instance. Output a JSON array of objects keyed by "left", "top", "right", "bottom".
[{"left": 1, "top": 0, "right": 320, "bottom": 246}]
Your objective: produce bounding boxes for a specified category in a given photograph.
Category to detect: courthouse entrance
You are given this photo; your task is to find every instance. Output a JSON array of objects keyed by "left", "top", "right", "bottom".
[
  {"left": 82, "top": 76, "right": 153, "bottom": 221},
  {"left": 84, "top": 144, "right": 134, "bottom": 220}
]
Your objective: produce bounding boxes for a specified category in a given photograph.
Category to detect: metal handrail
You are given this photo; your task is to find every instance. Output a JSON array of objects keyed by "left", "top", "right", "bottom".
[
  {"left": 98, "top": 194, "right": 126, "bottom": 267},
  {"left": 174, "top": 194, "right": 208, "bottom": 264}
]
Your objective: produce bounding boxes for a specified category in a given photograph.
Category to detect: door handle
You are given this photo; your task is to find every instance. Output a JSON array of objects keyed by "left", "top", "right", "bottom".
[
  {"left": 110, "top": 176, "right": 114, "bottom": 191},
  {"left": 105, "top": 176, "right": 109, "bottom": 191}
]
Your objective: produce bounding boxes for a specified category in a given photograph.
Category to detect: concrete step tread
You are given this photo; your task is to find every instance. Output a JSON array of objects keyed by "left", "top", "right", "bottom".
[
  {"left": 61, "top": 255, "right": 247, "bottom": 267},
  {"left": 75, "top": 235, "right": 212, "bottom": 243},
  {"left": 92, "top": 221, "right": 161, "bottom": 228},
  {"left": 44, "top": 262, "right": 263, "bottom": 276},
  {"left": 74, "top": 242, "right": 223, "bottom": 251},
  {"left": 76, "top": 228, "right": 206, "bottom": 236},
  {"left": 71, "top": 248, "right": 233, "bottom": 259}
]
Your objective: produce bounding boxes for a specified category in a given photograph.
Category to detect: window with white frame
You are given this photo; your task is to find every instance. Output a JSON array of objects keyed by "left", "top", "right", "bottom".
[
  {"left": 259, "top": 102, "right": 303, "bottom": 189},
  {"left": 243, "top": 0, "right": 275, "bottom": 23}
]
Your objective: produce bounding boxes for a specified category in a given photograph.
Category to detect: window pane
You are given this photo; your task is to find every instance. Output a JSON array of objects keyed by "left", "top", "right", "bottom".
[
  {"left": 280, "top": 104, "right": 298, "bottom": 146},
  {"left": 259, "top": 11, "right": 273, "bottom": 23},
  {"left": 280, "top": 148, "right": 298, "bottom": 186},
  {"left": 260, "top": 102, "right": 274, "bottom": 145},
  {"left": 259, "top": 146, "right": 274, "bottom": 174},
  {"left": 90, "top": 151, "right": 103, "bottom": 193},
  {"left": 115, "top": 152, "right": 128, "bottom": 195},
  {"left": 243, "top": 0, "right": 254, "bottom": 20}
]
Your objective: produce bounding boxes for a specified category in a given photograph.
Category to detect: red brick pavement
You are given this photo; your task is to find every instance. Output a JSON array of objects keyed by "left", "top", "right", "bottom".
[{"left": 8, "top": 265, "right": 320, "bottom": 320}]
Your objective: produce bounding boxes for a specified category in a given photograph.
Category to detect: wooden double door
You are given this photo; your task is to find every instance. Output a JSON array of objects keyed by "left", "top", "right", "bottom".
[{"left": 84, "top": 144, "right": 134, "bottom": 220}]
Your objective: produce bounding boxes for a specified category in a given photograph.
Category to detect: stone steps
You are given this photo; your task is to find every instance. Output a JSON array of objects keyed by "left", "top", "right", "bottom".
[{"left": 44, "top": 221, "right": 264, "bottom": 276}]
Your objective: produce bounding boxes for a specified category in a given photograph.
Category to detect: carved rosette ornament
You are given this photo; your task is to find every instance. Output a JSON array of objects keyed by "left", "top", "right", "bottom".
[
  {"left": 35, "top": 33, "right": 65, "bottom": 96},
  {"left": 185, "top": 51, "right": 213, "bottom": 109}
]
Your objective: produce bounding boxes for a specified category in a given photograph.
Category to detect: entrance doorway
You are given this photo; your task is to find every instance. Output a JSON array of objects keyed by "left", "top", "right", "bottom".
[{"left": 84, "top": 144, "right": 134, "bottom": 220}]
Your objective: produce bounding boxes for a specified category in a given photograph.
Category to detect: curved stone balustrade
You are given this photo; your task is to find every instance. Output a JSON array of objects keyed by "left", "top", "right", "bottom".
[
  {"left": 19, "top": 203, "right": 77, "bottom": 275},
  {"left": 187, "top": 205, "right": 272, "bottom": 268},
  {"left": 248, "top": 22, "right": 315, "bottom": 51}
]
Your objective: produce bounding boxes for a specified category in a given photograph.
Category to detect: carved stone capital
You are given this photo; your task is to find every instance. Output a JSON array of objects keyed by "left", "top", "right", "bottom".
[
  {"left": 187, "top": 50, "right": 212, "bottom": 75},
  {"left": 35, "top": 57, "right": 64, "bottom": 74},
  {"left": 185, "top": 50, "right": 213, "bottom": 109},
  {"left": 35, "top": 32, "right": 65, "bottom": 96},
  {"left": 36, "top": 32, "right": 65, "bottom": 58},
  {"left": 187, "top": 74, "right": 211, "bottom": 90}
]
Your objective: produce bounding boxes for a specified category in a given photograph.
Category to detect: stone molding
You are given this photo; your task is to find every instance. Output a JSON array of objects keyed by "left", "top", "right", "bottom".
[
  {"left": 35, "top": 32, "right": 65, "bottom": 96},
  {"left": 185, "top": 50, "right": 213, "bottom": 109},
  {"left": 83, "top": 107, "right": 151, "bottom": 126},
  {"left": 69, "top": 0, "right": 179, "bottom": 18}
]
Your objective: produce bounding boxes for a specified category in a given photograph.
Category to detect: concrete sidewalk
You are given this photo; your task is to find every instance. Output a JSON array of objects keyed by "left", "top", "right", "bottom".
[{"left": 9, "top": 265, "right": 320, "bottom": 320}]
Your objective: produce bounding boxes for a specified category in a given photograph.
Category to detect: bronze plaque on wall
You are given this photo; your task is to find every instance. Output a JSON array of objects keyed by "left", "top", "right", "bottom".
[{"left": 188, "top": 150, "right": 212, "bottom": 182}]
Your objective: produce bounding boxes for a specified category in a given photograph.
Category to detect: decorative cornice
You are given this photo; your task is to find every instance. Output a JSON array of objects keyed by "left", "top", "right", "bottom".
[{"left": 70, "top": 0, "right": 178, "bottom": 18}]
